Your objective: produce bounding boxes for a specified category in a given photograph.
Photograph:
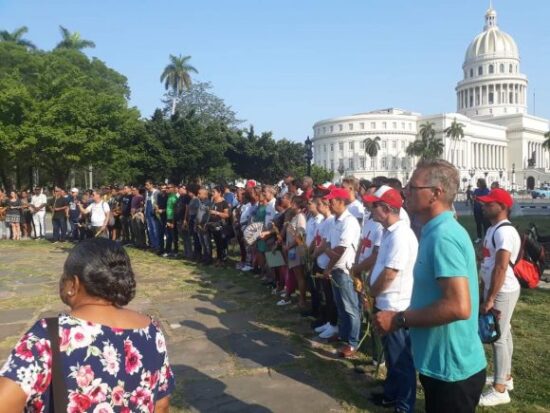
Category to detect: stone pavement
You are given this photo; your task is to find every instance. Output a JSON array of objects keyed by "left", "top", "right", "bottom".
[{"left": 0, "top": 241, "right": 381, "bottom": 413}]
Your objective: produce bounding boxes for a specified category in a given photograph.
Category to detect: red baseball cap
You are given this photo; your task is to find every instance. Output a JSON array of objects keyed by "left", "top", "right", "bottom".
[
  {"left": 324, "top": 187, "right": 350, "bottom": 201},
  {"left": 246, "top": 179, "right": 257, "bottom": 188},
  {"left": 477, "top": 188, "right": 513, "bottom": 208},
  {"left": 362, "top": 185, "right": 403, "bottom": 209}
]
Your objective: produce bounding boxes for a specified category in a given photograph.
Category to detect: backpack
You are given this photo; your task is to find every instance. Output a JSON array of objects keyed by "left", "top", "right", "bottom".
[{"left": 492, "top": 222, "right": 542, "bottom": 288}]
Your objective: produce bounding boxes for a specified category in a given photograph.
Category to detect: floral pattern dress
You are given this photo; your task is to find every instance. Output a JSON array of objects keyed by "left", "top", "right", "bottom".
[{"left": 0, "top": 314, "right": 175, "bottom": 413}]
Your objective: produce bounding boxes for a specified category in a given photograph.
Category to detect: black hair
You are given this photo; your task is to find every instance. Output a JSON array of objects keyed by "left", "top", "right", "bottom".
[
  {"left": 63, "top": 238, "right": 136, "bottom": 307},
  {"left": 292, "top": 195, "right": 308, "bottom": 210},
  {"left": 386, "top": 178, "right": 403, "bottom": 191}
]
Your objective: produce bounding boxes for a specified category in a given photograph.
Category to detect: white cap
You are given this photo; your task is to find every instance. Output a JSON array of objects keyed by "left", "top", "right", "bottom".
[
  {"left": 235, "top": 182, "right": 245, "bottom": 189},
  {"left": 71, "top": 188, "right": 79, "bottom": 194}
]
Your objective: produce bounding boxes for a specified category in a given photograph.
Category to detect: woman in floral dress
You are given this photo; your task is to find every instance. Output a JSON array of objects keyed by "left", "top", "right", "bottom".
[{"left": 0, "top": 238, "right": 175, "bottom": 412}]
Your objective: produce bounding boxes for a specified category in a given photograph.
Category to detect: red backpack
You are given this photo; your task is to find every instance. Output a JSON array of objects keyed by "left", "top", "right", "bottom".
[{"left": 492, "top": 222, "right": 542, "bottom": 289}]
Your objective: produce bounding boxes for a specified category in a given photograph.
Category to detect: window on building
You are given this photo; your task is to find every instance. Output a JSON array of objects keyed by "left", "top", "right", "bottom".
[
  {"left": 381, "top": 141, "right": 387, "bottom": 149},
  {"left": 470, "top": 68, "right": 474, "bottom": 77},
  {"left": 489, "top": 64, "right": 494, "bottom": 74},
  {"left": 381, "top": 157, "right": 387, "bottom": 169},
  {"left": 330, "top": 160, "right": 334, "bottom": 170},
  {"left": 339, "top": 124, "right": 343, "bottom": 131},
  {"left": 339, "top": 159, "right": 344, "bottom": 169},
  {"left": 509, "top": 64, "right": 513, "bottom": 73},
  {"left": 360, "top": 140, "right": 365, "bottom": 149},
  {"left": 339, "top": 142, "right": 344, "bottom": 151},
  {"left": 349, "top": 123, "right": 353, "bottom": 130},
  {"left": 323, "top": 160, "right": 327, "bottom": 169},
  {"left": 392, "top": 157, "right": 397, "bottom": 169},
  {"left": 478, "top": 66, "right": 483, "bottom": 75},
  {"left": 371, "top": 157, "right": 376, "bottom": 168},
  {"left": 409, "top": 123, "right": 412, "bottom": 130},
  {"left": 330, "top": 125, "right": 333, "bottom": 132},
  {"left": 330, "top": 143, "right": 334, "bottom": 151},
  {"left": 500, "top": 63, "right": 504, "bottom": 73},
  {"left": 371, "top": 122, "right": 376, "bottom": 129},
  {"left": 360, "top": 157, "right": 366, "bottom": 169},
  {"left": 360, "top": 122, "right": 365, "bottom": 129},
  {"left": 401, "top": 122, "right": 405, "bottom": 129},
  {"left": 322, "top": 127, "right": 326, "bottom": 134},
  {"left": 348, "top": 159, "right": 354, "bottom": 170},
  {"left": 392, "top": 140, "right": 397, "bottom": 148},
  {"left": 382, "top": 122, "right": 387, "bottom": 129},
  {"left": 349, "top": 141, "right": 354, "bottom": 150},
  {"left": 489, "top": 92, "right": 494, "bottom": 104},
  {"left": 323, "top": 144, "right": 327, "bottom": 153},
  {"left": 392, "top": 122, "right": 397, "bottom": 129},
  {"left": 401, "top": 140, "right": 406, "bottom": 149}
]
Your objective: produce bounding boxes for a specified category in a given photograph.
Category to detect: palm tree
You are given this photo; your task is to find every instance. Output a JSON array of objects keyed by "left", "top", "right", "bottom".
[
  {"left": 0, "top": 26, "right": 36, "bottom": 49},
  {"left": 406, "top": 121, "right": 444, "bottom": 160},
  {"left": 160, "top": 54, "right": 199, "bottom": 115},
  {"left": 55, "top": 26, "right": 95, "bottom": 51},
  {"left": 364, "top": 136, "right": 381, "bottom": 158},
  {"left": 444, "top": 118, "right": 465, "bottom": 163},
  {"left": 543, "top": 130, "right": 550, "bottom": 152}
]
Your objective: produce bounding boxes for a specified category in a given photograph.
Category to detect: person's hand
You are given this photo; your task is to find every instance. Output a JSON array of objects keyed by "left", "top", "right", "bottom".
[
  {"left": 480, "top": 298, "right": 494, "bottom": 315},
  {"left": 167, "top": 222, "right": 173, "bottom": 229},
  {"left": 322, "top": 268, "right": 331, "bottom": 279},
  {"left": 350, "top": 264, "right": 361, "bottom": 278},
  {"left": 374, "top": 311, "right": 398, "bottom": 335}
]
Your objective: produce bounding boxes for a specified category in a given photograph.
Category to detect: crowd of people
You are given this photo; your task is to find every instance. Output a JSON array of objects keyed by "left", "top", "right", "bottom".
[{"left": 0, "top": 159, "right": 526, "bottom": 412}]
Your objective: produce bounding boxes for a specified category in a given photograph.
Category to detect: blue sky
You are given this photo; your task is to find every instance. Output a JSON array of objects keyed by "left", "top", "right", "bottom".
[{"left": 1, "top": 0, "right": 548, "bottom": 141}]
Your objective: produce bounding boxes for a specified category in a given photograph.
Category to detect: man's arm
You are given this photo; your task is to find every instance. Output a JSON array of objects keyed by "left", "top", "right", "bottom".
[
  {"left": 322, "top": 245, "right": 346, "bottom": 276},
  {"left": 353, "top": 247, "right": 379, "bottom": 274},
  {"left": 369, "top": 267, "right": 399, "bottom": 297},
  {"left": 481, "top": 249, "right": 510, "bottom": 314},
  {"left": 375, "top": 276, "right": 471, "bottom": 333}
]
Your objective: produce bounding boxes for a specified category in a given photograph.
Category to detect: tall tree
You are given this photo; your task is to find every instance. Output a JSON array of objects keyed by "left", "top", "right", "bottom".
[
  {"left": 0, "top": 26, "right": 36, "bottom": 49},
  {"left": 364, "top": 136, "right": 381, "bottom": 167},
  {"left": 160, "top": 54, "right": 198, "bottom": 116},
  {"left": 444, "top": 118, "right": 465, "bottom": 163},
  {"left": 406, "top": 121, "right": 444, "bottom": 160},
  {"left": 55, "top": 26, "right": 95, "bottom": 51},
  {"left": 543, "top": 130, "right": 550, "bottom": 152}
]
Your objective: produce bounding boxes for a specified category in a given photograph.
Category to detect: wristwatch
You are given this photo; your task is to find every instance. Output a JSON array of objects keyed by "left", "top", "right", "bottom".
[{"left": 395, "top": 311, "right": 407, "bottom": 329}]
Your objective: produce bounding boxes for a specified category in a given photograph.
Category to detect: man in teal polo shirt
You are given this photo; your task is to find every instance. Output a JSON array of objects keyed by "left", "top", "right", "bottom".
[{"left": 375, "top": 159, "right": 486, "bottom": 413}]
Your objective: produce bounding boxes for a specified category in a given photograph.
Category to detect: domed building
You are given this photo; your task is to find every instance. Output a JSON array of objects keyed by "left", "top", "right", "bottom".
[{"left": 312, "top": 6, "right": 550, "bottom": 190}]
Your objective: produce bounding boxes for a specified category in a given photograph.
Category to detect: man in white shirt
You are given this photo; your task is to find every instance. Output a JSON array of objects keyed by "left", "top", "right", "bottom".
[
  {"left": 305, "top": 198, "right": 325, "bottom": 319},
  {"left": 364, "top": 185, "right": 417, "bottom": 412},
  {"left": 477, "top": 188, "right": 521, "bottom": 407},
  {"left": 78, "top": 190, "right": 110, "bottom": 238},
  {"left": 322, "top": 187, "right": 361, "bottom": 358},
  {"left": 30, "top": 187, "right": 48, "bottom": 239},
  {"left": 342, "top": 177, "right": 365, "bottom": 224}
]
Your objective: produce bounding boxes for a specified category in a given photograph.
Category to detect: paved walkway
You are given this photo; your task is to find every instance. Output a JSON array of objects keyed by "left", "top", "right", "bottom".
[{"left": 0, "top": 241, "right": 377, "bottom": 413}]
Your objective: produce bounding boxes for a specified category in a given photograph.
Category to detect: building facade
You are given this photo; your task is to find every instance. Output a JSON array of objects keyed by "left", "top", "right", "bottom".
[{"left": 312, "top": 6, "right": 550, "bottom": 190}]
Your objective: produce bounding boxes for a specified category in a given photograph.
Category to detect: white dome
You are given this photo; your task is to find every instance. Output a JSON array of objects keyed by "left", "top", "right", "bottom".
[{"left": 464, "top": 8, "right": 519, "bottom": 62}]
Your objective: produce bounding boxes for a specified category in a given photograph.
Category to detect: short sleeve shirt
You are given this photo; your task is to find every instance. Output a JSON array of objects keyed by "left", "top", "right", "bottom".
[
  {"left": 86, "top": 201, "right": 110, "bottom": 227},
  {"left": 306, "top": 214, "right": 324, "bottom": 248},
  {"left": 410, "top": 211, "right": 486, "bottom": 382},
  {"left": 481, "top": 220, "right": 521, "bottom": 295},
  {"left": 370, "top": 220, "right": 417, "bottom": 311},
  {"left": 316, "top": 215, "right": 334, "bottom": 269},
  {"left": 358, "top": 217, "right": 383, "bottom": 262},
  {"left": 329, "top": 209, "right": 361, "bottom": 274},
  {"left": 347, "top": 199, "right": 365, "bottom": 223}
]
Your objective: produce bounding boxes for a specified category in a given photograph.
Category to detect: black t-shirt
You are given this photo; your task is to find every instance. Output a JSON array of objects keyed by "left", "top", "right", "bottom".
[
  {"left": 210, "top": 200, "right": 229, "bottom": 223},
  {"left": 174, "top": 194, "right": 190, "bottom": 221},
  {"left": 157, "top": 192, "right": 168, "bottom": 217},
  {"left": 53, "top": 197, "right": 69, "bottom": 219},
  {"left": 121, "top": 194, "right": 133, "bottom": 216}
]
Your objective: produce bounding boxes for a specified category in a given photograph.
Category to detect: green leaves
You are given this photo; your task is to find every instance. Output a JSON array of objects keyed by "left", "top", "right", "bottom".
[{"left": 405, "top": 122, "right": 444, "bottom": 160}]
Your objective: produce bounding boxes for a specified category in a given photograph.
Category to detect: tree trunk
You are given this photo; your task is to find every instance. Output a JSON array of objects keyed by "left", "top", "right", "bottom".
[{"left": 171, "top": 97, "right": 177, "bottom": 116}]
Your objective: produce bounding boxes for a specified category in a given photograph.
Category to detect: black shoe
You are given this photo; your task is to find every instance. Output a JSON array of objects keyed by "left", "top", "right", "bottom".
[{"left": 369, "top": 392, "right": 396, "bottom": 408}]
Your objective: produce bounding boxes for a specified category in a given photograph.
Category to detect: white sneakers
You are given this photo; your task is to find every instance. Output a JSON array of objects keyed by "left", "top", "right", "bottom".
[
  {"left": 485, "top": 377, "right": 514, "bottom": 392},
  {"left": 318, "top": 324, "right": 339, "bottom": 339},
  {"left": 240, "top": 264, "right": 253, "bottom": 272},
  {"left": 314, "top": 322, "right": 331, "bottom": 333},
  {"left": 479, "top": 386, "right": 511, "bottom": 407},
  {"left": 276, "top": 298, "right": 291, "bottom": 306}
]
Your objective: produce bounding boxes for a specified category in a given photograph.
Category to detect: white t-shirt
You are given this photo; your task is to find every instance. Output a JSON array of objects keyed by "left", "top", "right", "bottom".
[
  {"left": 399, "top": 207, "right": 411, "bottom": 226},
  {"left": 370, "top": 219, "right": 418, "bottom": 311},
  {"left": 358, "top": 217, "right": 384, "bottom": 262},
  {"left": 86, "top": 201, "right": 110, "bottom": 227},
  {"left": 481, "top": 220, "right": 521, "bottom": 295},
  {"left": 316, "top": 215, "right": 334, "bottom": 269},
  {"left": 30, "top": 194, "right": 47, "bottom": 211},
  {"left": 348, "top": 199, "right": 365, "bottom": 223},
  {"left": 329, "top": 209, "right": 361, "bottom": 274},
  {"left": 306, "top": 213, "right": 324, "bottom": 248}
]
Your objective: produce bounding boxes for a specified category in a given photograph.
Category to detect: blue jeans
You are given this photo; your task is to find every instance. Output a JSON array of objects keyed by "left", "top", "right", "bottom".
[
  {"left": 330, "top": 268, "right": 361, "bottom": 347},
  {"left": 52, "top": 217, "right": 67, "bottom": 241},
  {"left": 382, "top": 327, "right": 416, "bottom": 412},
  {"left": 146, "top": 214, "right": 160, "bottom": 250}
]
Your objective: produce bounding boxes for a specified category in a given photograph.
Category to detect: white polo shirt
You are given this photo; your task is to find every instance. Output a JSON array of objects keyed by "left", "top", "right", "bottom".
[
  {"left": 306, "top": 213, "right": 324, "bottom": 248},
  {"left": 30, "top": 194, "right": 47, "bottom": 211},
  {"left": 329, "top": 209, "right": 361, "bottom": 274},
  {"left": 481, "top": 220, "right": 521, "bottom": 295},
  {"left": 370, "top": 219, "right": 418, "bottom": 311},
  {"left": 348, "top": 199, "right": 365, "bottom": 223},
  {"left": 86, "top": 201, "right": 110, "bottom": 227},
  {"left": 358, "top": 217, "right": 383, "bottom": 262},
  {"left": 399, "top": 207, "right": 411, "bottom": 226},
  {"left": 316, "top": 215, "right": 334, "bottom": 269}
]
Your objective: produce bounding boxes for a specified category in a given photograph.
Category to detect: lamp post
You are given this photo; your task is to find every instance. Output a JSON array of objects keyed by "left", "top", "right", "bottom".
[
  {"left": 468, "top": 168, "right": 475, "bottom": 185},
  {"left": 304, "top": 136, "right": 313, "bottom": 177},
  {"left": 498, "top": 169, "right": 503, "bottom": 187},
  {"left": 512, "top": 163, "right": 516, "bottom": 192},
  {"left": 484, "top": 171, "right": 489, "bottom": 179}
]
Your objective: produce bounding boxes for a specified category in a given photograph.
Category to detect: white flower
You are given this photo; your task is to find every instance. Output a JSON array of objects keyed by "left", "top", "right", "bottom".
[
  {"left": 93, "top": 402, "right": 114, "bottom": 413},
  {"left": 69, "top": 326, "right": 94, "bottom": 351},
  {"left": 101, "top": 342, "right": 120, "bottom": 376},
  {"left": 16, "top": 363, "right": 40, "bottom": 395},
  {"left": 155, "top": 332, "right": 166, "bottom": 353}
]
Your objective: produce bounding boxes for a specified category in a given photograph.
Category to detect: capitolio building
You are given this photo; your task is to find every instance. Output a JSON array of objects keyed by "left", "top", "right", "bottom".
[{"left": 312, "top": 6, "right": 550, "bottom": 190}]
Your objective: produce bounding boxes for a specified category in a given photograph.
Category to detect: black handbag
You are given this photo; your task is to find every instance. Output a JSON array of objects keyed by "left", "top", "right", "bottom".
[{"left": 46, "top": 317, "right": 68, "bottom": 412}]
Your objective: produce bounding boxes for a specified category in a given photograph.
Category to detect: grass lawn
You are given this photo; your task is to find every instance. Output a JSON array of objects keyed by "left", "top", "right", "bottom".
[{"left": 1, "top": 214, "right": 549, "bottom": 412}]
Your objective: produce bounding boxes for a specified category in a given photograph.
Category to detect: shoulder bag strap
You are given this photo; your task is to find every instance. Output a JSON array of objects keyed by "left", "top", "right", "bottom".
[
  {"left": 491, "top": 222, "right": 519, "bottom": 268},
  {"left": 45, "top": 317, "right": 68, "bottom": 413}
]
